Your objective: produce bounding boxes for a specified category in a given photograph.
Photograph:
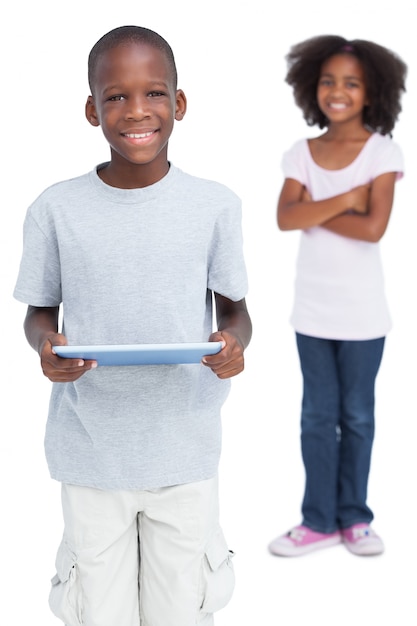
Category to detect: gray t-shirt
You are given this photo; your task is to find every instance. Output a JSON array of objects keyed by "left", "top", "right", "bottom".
[{"left": 14, "top": 164, "right": 248, "bottom": 490}]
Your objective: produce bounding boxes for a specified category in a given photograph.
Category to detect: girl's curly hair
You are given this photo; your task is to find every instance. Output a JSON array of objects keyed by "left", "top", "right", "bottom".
[{"left": 285, "top": 35, "right": 407, "bottom": 135}]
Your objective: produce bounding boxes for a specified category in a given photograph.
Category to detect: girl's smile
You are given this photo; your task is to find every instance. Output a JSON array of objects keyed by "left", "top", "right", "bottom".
[{"left": 317, "top": 54, "right": 368, "bottom": 126}]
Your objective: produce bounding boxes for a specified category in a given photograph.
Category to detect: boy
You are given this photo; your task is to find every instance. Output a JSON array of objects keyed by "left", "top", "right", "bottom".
[{"left": 14, "top": 25, "right": 251, "bottom": 626}]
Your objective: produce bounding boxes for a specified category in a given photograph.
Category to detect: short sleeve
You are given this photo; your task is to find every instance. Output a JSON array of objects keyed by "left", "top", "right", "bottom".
[
  {"left": 13, "top": 204, "right": 62, "bottom": 307},
  {"left": 281, "top": 139, "right": 309, "bottom": 185},
  {"left": 207, "top": 193, "right": 248, "bottom": 302},
  {"left": 369, "top": 136, "right": 404, "bottom": 181}
]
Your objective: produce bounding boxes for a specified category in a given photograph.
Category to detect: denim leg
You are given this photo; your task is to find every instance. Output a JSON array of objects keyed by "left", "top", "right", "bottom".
[
  {"left": 336, "top": 337, "right": 385, "bottom": 528},
  {"left": 296, "top": 333, "right": 341, "bottom": 533}
]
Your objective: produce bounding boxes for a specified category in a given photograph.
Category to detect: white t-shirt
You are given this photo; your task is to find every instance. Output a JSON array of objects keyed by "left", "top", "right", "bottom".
[
  {"left": 14, "top": 164, "right": 248, "bottom": 490},
  {"left": 282, "top": 133, "right": 404, "bottom": 340}
]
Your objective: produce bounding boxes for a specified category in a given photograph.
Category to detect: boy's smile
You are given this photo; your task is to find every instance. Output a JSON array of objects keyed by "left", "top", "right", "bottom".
[{"left": 86, "top": 41, "right": 186, "bottom": 188}]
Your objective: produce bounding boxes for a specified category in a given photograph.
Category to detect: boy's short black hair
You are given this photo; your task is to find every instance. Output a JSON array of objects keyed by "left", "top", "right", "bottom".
[
  {"left": 285, "top": 35, "right": 407, "bottom": 135},
  {"left": 88, "top": 25, "right": 178, "bottom": 93}
]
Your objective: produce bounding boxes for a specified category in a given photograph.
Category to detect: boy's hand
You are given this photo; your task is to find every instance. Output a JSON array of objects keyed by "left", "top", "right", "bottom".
[
  {"left": 201, "top": 331, "right": 245, "bottom": 379},
  {"left": 40, "top": 333, "right": 97, "bottom": 382}
]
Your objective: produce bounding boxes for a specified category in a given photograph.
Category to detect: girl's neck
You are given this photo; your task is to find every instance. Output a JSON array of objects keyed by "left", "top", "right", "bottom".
[
  {"left": 309, "top": 124, "right": 373, "bottom": 170},
  {"left": 321, "top": 120, "right": 371, "bottom": 143}
]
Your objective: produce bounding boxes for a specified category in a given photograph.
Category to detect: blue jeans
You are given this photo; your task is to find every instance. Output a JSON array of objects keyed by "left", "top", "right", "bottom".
[{"left": 296, "top": 333, "right": 385, "bottom": 533}]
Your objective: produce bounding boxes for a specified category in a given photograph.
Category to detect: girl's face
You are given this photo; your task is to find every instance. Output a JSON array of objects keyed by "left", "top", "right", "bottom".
[{"left": 316, "top": 54, "right": 368, "bottom": 127}]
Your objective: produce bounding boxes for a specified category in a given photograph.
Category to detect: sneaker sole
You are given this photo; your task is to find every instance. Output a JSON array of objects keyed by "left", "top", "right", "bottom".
[
  {"left": 268, "top": 534, "right": 342, "bottom": 557},
  {"left": 343, "top": 540, "right": 385, "bottom": 556}
]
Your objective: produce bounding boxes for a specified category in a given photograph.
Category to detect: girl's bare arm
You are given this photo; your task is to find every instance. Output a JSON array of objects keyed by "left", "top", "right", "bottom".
[
  {"left": 322, "top": 172, "right": 397, "bottom": 242},
  {"left": 277, "top": 178, "right": 369, "bottom": 231}
]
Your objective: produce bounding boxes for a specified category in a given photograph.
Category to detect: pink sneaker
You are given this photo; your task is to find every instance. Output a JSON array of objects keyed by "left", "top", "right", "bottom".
[
  {"left": 342, "top": 523, "right": 384, "bottom": 556},
  {"left": 268, "top": 525, "right": 342, "bottom": 557}
]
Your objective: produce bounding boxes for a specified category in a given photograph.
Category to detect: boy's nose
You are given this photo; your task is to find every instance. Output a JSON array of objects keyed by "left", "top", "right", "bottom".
[{"left": 125, "top": 96, "right": 150, "bottom": 120}]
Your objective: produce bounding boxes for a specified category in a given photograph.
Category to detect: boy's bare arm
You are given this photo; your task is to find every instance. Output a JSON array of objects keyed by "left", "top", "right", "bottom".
[
  {"left": 24, "top": 305, "right": 60, "bottom": 354},
  {"left": 202, "top": 295, "right": 252, "bottom": 379},
  {"left": 277, "top": 178, "right": 369, "bottom": 231},
  {"left": 24, "top": 305, "right": 96, "bottom": 382}
]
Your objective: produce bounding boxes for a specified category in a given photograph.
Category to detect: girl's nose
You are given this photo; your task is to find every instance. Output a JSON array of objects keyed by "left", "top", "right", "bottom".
[{"left": 330, "top": 81, "right": 344, "bottom": 96}]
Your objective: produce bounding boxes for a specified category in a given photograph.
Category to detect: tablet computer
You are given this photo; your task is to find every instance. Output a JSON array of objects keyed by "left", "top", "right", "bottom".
[{"left": 53, "top": 342, "right": 223, "bottom": 366}]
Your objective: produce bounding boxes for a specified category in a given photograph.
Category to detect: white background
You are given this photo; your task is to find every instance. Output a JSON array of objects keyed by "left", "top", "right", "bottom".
[{"left": 1, "top": 1, "right": 416, "bottom": 624}]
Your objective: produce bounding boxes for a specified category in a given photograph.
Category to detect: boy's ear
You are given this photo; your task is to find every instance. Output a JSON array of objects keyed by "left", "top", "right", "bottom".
[
  {"left": 85, "top": 95, "right": 100, "bottom": 127},
  {"left": 175, "top": 89, "right": 187, "bottom": 121}
]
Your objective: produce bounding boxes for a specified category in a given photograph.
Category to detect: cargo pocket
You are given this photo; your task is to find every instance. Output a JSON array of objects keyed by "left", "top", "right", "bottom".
[
  {"left": 49, "top": 540, "right": 83, "bottom": 625},
  {"left": 200, "top": 527, "right": 235, "bottom": 614}
]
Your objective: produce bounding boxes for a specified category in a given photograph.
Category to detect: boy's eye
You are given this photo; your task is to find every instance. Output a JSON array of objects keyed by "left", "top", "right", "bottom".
[
  {"left": 108, "top": 95, "right": 125, "bottom": 101},
  {"left": 148, "top": 91, "right": 165, "bottom": 97}
]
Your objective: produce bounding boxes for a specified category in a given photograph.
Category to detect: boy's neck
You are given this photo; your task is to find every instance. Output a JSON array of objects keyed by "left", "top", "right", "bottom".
[{"left": 97, "top": 158, "right": 170, "bottom": 189}]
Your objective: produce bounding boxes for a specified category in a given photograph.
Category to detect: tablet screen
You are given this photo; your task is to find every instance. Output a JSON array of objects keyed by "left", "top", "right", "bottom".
[{"left": 53, "top": 342, "right": 223, "bottom": 366}]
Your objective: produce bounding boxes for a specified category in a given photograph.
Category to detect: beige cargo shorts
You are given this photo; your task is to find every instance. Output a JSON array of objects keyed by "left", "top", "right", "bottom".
[{"left": 49, "top": 475, "right": 235, "bottom": 625}]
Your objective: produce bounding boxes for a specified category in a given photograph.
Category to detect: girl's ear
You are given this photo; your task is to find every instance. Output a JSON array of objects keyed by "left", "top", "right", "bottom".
[
  {"left": 175, "top": 89, "right": 187, "bottom": 121},
  {"left": 85, "top": 95, "right": 100, "bottom": 127}
]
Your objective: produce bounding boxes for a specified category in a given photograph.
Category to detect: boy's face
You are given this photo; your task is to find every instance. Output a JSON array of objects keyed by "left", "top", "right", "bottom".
[{"left": 86, "top": 42, "right": 186, "bottom": 180}]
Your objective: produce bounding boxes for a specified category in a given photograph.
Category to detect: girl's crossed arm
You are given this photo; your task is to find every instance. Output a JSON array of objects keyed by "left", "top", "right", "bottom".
[
  {"left": 277, "top": 177, "right": 369, "bottom": 231},
  {"left": 322, "top": 172, "right": 397, "bottom": 242},
  {"left": 277, "top": 172, "right": 397, "bottom": 243}
]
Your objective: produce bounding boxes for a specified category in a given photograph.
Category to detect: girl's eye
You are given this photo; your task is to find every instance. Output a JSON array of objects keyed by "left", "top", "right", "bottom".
[{"left": 346, "top": 82, "right": 359, "bottom": 89}]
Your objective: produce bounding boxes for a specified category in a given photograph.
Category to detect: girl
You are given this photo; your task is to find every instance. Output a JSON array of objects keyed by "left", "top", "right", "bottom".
[{"left": 269, "top": 35, "right": 407, "bottom": 557}]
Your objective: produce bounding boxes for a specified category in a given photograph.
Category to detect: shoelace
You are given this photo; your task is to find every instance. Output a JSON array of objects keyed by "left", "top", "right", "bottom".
[
  {"left": 352, "top": 526, "right": 374, "bottom": 540},
  {"left": 288, "top": 528, "right": 306, "bottom": 542}
]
